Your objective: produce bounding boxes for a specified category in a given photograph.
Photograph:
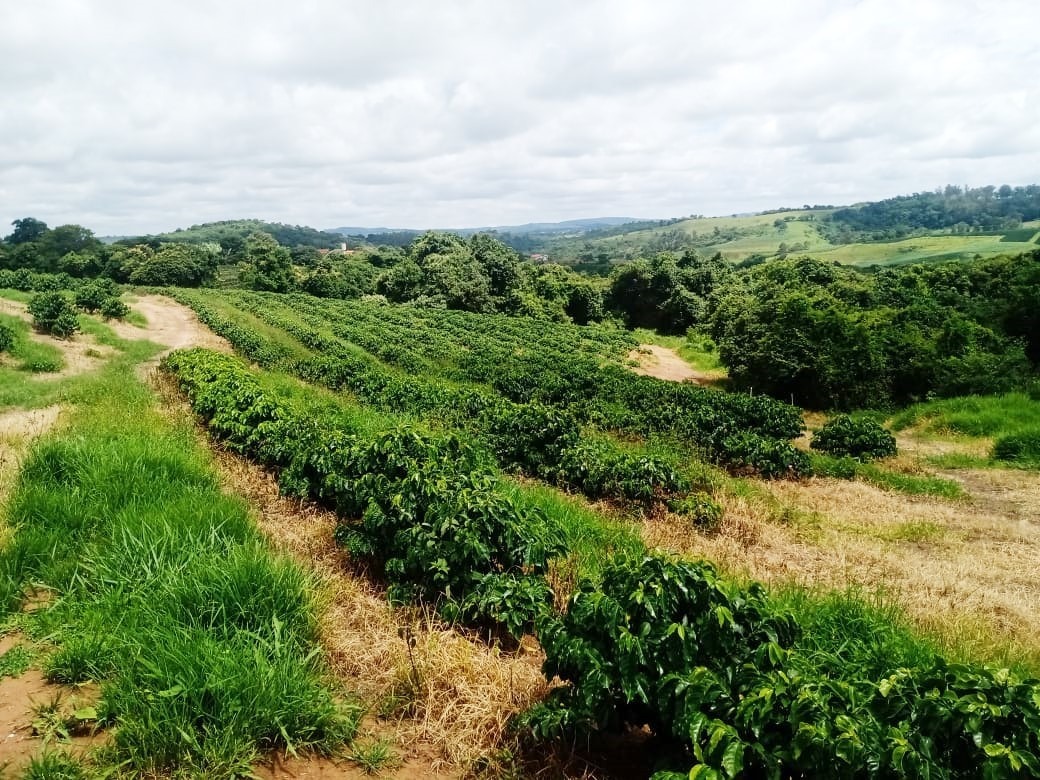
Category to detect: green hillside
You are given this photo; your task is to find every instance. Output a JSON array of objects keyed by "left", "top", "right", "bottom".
[{"left": 551, "top": 211, "right": 1040, "bottom": 267}]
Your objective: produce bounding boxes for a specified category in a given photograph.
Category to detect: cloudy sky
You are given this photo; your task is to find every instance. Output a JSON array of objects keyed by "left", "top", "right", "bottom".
[{"left": 2, "top": 0, "right": 1038, "bottom": 235}]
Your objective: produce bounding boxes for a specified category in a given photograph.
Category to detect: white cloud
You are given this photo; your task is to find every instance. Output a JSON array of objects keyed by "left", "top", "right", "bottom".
[{"left": 1, "top": 0, "right": 1038, "bottom": 234}]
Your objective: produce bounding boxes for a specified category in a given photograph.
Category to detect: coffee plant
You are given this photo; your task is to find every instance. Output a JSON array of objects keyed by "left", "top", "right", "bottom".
[{"left": 811, "top": 414, "right": 898, "bottom": 461}]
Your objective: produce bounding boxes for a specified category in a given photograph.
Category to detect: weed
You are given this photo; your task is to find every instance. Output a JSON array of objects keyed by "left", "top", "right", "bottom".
[
  {"left": 30, "top": 694, "right": 97, "bottom": 744},
  {"left": 349, "top": 738, "right": 400, "bottom": 774},
  {"left": 21, "top": 751, "right": 89, "bottom": 780},
  {"left": 0, "top": 643, "right": 35, "bottom": 678}
]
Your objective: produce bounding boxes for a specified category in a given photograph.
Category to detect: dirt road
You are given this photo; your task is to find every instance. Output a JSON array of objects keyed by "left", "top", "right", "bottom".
[{"left": 628, "top": 344, "right": 715, "bottom": 383}]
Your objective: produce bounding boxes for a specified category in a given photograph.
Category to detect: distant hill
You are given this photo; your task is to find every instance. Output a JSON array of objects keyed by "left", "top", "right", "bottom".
[
  {"left": 330, "top": 217, "right": 644, "bottom": 237},
  {"left": 119, "top": 219, "right": 344, "bottom": 249}
]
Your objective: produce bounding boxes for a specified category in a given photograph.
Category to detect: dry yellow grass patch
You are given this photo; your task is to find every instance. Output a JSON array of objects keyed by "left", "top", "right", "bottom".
[
  {"left": 213, "top": 449, "right": 550, "bottom": 775},
  {"left": 646, "top": 471, "right": 1040, "bottom": 669}
]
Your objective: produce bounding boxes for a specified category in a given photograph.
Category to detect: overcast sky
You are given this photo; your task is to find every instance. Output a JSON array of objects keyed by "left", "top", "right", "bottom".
[{"left": 2, "top": 0, "right": 1038, "bottom": 235}]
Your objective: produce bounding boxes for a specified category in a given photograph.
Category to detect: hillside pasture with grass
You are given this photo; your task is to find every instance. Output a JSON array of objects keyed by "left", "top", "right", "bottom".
[{"left": 550, "top": 207, "right": 1040, "bottom": 267}]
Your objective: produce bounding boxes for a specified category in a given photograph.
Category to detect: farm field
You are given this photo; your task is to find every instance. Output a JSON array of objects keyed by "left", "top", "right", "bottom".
[
  {"left": 2, "top": 285, "right": 1040, "bottom": 778},
  {"left": 556, "top": 208, "right": 1040, "bottom": 266}
]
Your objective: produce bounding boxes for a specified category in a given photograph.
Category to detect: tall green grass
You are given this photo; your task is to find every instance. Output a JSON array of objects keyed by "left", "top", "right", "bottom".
[
  {"left": 890, "top": 393, "right": 1040, "bottom": 438},
  {"left": 0, "top": 364, "right": 357, "bottom": 776},
  {"left": 501, "top": 480, "right": 644, "bottom": 583}
]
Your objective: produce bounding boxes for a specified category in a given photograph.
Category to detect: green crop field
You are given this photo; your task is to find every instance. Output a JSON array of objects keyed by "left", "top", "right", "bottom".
[{"left": 3, "top": 272, "right": 1040, "bottom": 778}]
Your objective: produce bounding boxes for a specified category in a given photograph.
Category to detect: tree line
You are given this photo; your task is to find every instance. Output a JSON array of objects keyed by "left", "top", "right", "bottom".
[
  {"left": 607, "top": 248, "right": 1040, "bottom": 409},
  {"left": 824, "top": 184, "right": 1040, "bottom": 242}
]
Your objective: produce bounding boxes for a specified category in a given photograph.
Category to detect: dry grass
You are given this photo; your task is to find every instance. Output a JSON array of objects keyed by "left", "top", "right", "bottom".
[
  {"left": 211, "top": 450, "right": 550, "bottom": 773},
  {"left": 151, "top": 370, "right": 549, "bottom": 776},
  {"left": 646, "top": 468, "right": 1040, "bottom": 671}
]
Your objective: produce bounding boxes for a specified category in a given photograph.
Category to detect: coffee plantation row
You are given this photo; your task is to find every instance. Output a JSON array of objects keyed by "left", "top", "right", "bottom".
[
  {"left": 170, "top": 288, "right": 812, "bottom": 479},
  {"left": 163, "top": 347, "right": 1040, "bottom": 779}
]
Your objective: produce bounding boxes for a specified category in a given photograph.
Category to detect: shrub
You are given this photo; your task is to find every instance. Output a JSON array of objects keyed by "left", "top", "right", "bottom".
[
  {"left": 99, "top": 296, "right": 130, "bottom": 320},
  {"left": 811, "top": 414, "right": 897, "bottom": 461},
  {"left": 74, "top": 278, "right": 119, "bottom": 312},
  {"left": 992, "top": 428, "right": 1040, "bottom": 465},
  {"left": 0, "top": 322, "right": 14, "bottom": 353},
  {"left": 668, "top": 492, "right": 723, "bottom": 530},
  {"left": 27, "top": 291, "right": 80, "bottom": 338},
  {"left": 718, "top": 431, "right": 813, "bottom": 478},
  {"left": 520, "top": 554, "right": 1040, "bottom": 779}
]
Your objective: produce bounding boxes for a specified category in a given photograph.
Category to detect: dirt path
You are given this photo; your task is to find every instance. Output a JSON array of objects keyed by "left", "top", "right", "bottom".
[
  {"left": 113, "top": 294, "right": 230, "bottom": 357},
  {"left": 627, "top": 344, "right": 717, "bottom": 384}
]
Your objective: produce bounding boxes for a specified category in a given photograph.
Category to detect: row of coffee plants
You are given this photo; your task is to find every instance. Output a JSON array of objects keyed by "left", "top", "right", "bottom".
[
  {"left": 0, "top": 268, "right": 89, "bottom": 292},
  {"left": 249, "top": 291, "right": 810, "bottom": 475},
  {"left": 163, "top": 347, "right": 568, "bottom": 638},
  {"left": 170, "top": 290, "right": 690, "bottom": 502},
  {"left": 180, "top": 289, "right": 810, "bottom": 478},
  {"left": 160, "top": 349, "right": 1040, "bottom": 777},
  {"left": 520, "top": 555, "right": 1040, "bottom": 779}
]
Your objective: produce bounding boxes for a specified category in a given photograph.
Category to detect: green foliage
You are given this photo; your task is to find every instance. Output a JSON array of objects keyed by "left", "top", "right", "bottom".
[
  {"left": 73, "top": 278, "right": 128, "bottom": 319},
  {"left": 21, "top": 751, "right": 90, "bottom": 780},
  {"left": 27, "top": 291, "right": 80, "bottom": 338},
  {"left": 606, "top": 251, "right": 729, "bottom": 334},
  {"left": 173, "top": 289, "right": 798, "bottom": 489},
  {"left": 119, "top": 242, "right": 219, "bottom": 286},
  {"left": 710, "top": 254, "right": 1039, "bottom": 409},
  {"left": 992, "top": 428, "right": 1040, "bottom": 466},
  {"left": 126, "top": 218, "right": 345, "bottom": 253},
  {"left": 241, "top": 232, "right": 294, "bottom": 292},
  {"left": 99, "top": 296, "right": 130, "bottom": 320},
  {"left": 163, "top": 348, "right": 566, "bottom": 637},
  {"left": 6, "top": 216, "right": 49, "bottom": 245},
  {"left": 811, "top": 415, "right": 897, "bottom": 461},
  {"left": 522, "top": 554, "right": 797, "bottom": 741},
  {"left": 73, "top": 278, "right": 118, "bottom": 312},
  {"left": 668, "top": 492, "right": 723, "bottom": 530},
  {"left": 828, "top": 184, "right": 1040, "bottom": 240},
  {"left": 0, "top": 364, "right": 356, "bottom": 775},
  {"left": 0, "top": 643, "right": 34, "bottom": 677},
  {"left": 0, "top": 321, "right": 14, "bottom": 353},
  {"left": 519, "top": 554, "right": 1040, "bottom": 778}
]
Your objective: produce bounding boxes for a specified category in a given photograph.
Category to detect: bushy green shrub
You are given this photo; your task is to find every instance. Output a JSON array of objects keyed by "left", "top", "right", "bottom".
[
  {"left": 99, "top": 296, "right": 130, "bottom": 320},
  {"left": 519, "top": 554, "right": 1040, "bottom": 779},
  {"left": 811, "top": 415, "right": 897, "bottom": 461},
  {"left": 74, "top": 278, "right": 119, "bottom": 312},
  {"left": 27, "top": 291, "right": 80, "bottom": 338},
  {"left": 718, "top": 431, "right": 813, "bottom": 478},
  {"left": 0, "top": 322, "right": 14, "bottom": 353},
  {"left": 992, "top": 428, "right": 1040, "bottom": 465}
]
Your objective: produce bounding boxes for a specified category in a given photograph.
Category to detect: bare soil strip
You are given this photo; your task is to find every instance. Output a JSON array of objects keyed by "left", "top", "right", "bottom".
[
  {"left": 627, "top": 344, "right": 719, "bottom": 384},
  {"left": 109, "top": 294, "right": 231, "bottom": 355}
]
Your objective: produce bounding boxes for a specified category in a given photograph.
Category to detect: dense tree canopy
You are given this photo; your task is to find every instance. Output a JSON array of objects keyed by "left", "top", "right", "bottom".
[
  {"left": 605, "top": 250, "right": 730, "bottom": 333},
  {"left": 709, "top": 255, "right": 1037, "bottom": 409},
  {"left": 825, "top": 184, "right": 1040, "bottom": 242}
]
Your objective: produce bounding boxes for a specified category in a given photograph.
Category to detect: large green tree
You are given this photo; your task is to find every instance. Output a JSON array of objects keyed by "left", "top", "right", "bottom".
[
  {"left": 242, "top": 232, "right": 294, "bottom": 292},
  {"left": 5, "top": 217, "right": 48, "bottom": 245}
]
